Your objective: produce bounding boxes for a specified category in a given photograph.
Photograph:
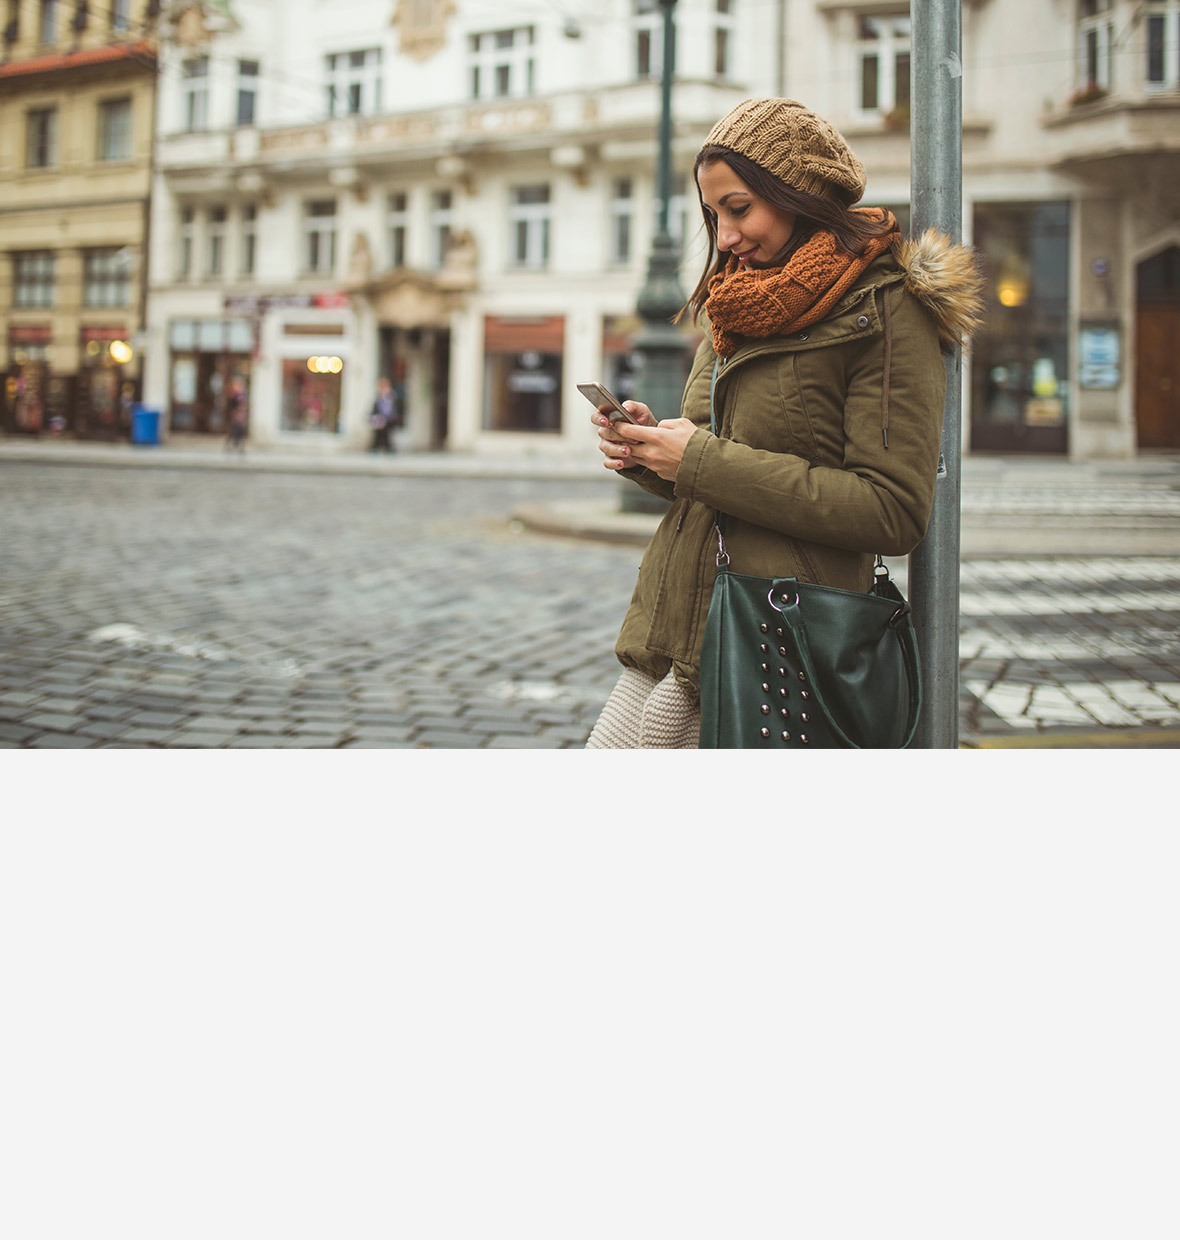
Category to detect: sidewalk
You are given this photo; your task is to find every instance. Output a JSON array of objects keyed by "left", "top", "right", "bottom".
[{"left": 3, "top": 434, "right": 1179, "bottom": 557}]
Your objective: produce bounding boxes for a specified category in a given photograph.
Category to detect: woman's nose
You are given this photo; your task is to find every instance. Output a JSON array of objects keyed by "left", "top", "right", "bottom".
[{"left": 716, "top": 220, "right": 740, "bottom": 251}]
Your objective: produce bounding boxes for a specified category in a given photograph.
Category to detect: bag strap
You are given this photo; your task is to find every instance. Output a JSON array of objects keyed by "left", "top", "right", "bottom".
[
  {"left": 710, "top": 358, "right": 729, "bottom": 562},
  {"left": 771, "top": 583, "right": 923, "bottom": 749}
]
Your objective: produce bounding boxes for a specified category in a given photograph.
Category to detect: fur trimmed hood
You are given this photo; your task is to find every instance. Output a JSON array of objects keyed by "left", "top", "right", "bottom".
[{"left": 893, "top": 229, "right": 986, "bottom": 352}]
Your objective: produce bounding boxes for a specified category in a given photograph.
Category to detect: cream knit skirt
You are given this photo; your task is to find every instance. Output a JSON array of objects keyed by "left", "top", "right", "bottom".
[{"left": 585, "top": 666, "right": 700, "bottom": 749}]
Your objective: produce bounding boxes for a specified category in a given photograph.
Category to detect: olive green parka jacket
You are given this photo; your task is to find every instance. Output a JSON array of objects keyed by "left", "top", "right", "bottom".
[{"left": 613, "top": 229, "right": 983, "bottom": 702}]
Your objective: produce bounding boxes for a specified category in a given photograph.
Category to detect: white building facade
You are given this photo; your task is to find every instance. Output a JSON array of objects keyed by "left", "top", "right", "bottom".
[{"left": 142, "top": 0, "right": 1180, "bottom": 459}]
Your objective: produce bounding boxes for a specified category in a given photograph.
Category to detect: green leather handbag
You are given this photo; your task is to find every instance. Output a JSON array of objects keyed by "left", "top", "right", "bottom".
[
  {"left": 698, "top": 358, "right": 922, "bottom": 749},
  {"left": 698, "top": 542, "right": 922, "bottom": 749}
]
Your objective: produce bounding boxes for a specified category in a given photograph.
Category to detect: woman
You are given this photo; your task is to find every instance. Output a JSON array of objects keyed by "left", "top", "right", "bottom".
[{"left": 586, "top": 97, "right": 983, "bottom": 749}]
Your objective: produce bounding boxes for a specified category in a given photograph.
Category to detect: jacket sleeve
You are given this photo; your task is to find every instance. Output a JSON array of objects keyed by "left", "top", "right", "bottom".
[
  {"left": 614, "top": 336, "right": 717, "bottom": 502},
  {"left": 672, "top": 285, "right": 946, "bottom": 556},
  {"left": 617, "top": 463, "right": 678, "bottom": 500}
]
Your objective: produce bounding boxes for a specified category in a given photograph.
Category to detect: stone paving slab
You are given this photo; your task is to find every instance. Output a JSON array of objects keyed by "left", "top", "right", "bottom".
[{"left": 1, "top": 457, "right": 1178, "bottom": 749}]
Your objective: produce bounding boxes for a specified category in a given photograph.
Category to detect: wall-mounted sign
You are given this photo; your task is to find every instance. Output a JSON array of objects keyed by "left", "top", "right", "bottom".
[{"left": 1079, "top": 324, "right": 1120, "bottom": 389}]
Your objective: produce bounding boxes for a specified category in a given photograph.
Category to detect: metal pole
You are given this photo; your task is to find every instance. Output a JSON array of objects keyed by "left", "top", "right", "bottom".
[
  {"left": 909, "top": 0, "right": 964, "bottom": 748},
  {"left": 622, "top": 0, "right": 684, "bottom": 515}
]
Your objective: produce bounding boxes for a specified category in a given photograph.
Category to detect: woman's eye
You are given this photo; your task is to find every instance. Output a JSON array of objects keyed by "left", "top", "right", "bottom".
[{"left": 731, "top": 206, "right": 749, "bottom": 218}]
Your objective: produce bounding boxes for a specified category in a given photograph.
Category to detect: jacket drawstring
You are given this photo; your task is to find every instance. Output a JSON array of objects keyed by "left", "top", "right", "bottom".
[{"left": 880, "top": 290, "right": 893, "bottom": 448}]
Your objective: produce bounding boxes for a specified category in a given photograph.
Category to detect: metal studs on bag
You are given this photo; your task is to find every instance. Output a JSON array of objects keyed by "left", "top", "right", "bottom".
[
  {"left": 757, "top": 614, "right": 802, "bottom": 744},
  {"left": 756, "top": 594, "right": 815, "bottom": 746}
]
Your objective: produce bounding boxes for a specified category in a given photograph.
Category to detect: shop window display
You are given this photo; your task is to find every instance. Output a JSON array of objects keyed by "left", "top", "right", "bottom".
[
  {"left": 483, "top": 316, "right": 563, "bottom": 433},
  {"left": 281, "top": 356, "right": 343, "bottom": 433},
  {"left": 971, "top": 202, "right": 1070, "bottom": 453}
]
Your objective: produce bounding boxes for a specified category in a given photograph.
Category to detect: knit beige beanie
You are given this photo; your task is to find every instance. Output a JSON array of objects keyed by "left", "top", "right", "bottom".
[{"left": 703, "top": 98, "right": 866, "bottom": 204}]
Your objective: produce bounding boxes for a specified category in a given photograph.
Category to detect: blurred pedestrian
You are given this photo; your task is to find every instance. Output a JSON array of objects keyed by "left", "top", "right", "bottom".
[
  {"left": 586, "top": 97, "right": 983, "bottom": 748},
  {"left": 225, "top": 378, "right": 248, "bottom": 454},
  {"left": 368, "top": 375, "right": 401, "bottom": 453}
]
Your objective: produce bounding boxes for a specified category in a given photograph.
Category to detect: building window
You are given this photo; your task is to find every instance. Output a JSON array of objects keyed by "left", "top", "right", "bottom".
[
  {"left": 430, "top": 189, "right": 453, "bottom": 269},
  {"left": 98, "top": 97, "right": 132, "bottom": 161},
  {"left": 206, "top": 206, "right": 227, "bottom": 277},
  {"left": 509, "top": 185, "right": 551, "bottom": 269},
  {"left": 387, "top": 191, "right": 408, "bottom": 268},
  {"left": 178, "top": 207, "right": 194, "bottom": 279},
  {"left": 856, "top": 14, "right": 911, "bottom": 120},
  {"left": 1077, "top": 0, "right": 1114, "bottom": 91},
  {"left": 714, "top": 0, "right": 734, "bottom": 79},
  {"left": 26, "top": 107, "right": 57, "bottom": 168},
  {"left": 325, "top": 48, "right": 382, "bottom": 117},
  {"left": 111, "top": 0, "right": 130, "bottom": 32},
  {"left": 468, "top": 27, "right": 535, "bottom": 99},
  {"left": 83, "top": 249, "right": 131, "bottom": 308},
  {"left": 237, "top": 59, "right": 259, "bottom": 125},
  {"left": 13, "top": 252, "right": 56, "bottom": 308},
  {"left": 39, "top": 0, "right": 57, "bottom": 44},
  {"left": 1146, "top": 0, "right": 1180, "bottom": 88},
  {"left": 182, "top": 57, "right": 209, "bottom": 131},
  {"left": 304, "top": 199, "right": 338, "bottom": 273},
  {"left": 634, "top": 1, "right": 675, "bottom": 79},
  {"left": 240, "top": 204, "right": 257, "bottom": 276},
  {"left": 610, "top": 177, "right": 634, "bottom": 265}
]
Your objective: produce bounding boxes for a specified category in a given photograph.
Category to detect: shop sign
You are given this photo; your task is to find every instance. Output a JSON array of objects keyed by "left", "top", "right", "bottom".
[
  {"left": 508, "top": 371, "right": 557, "bottom": 394},
  {"left": 9, "top": 324, "right": 52, "bottom": 345},
  {"left": 80, "top": 325, "right": 128, "bottom": 343},
  {"left": 1025, "top": 398, "right": 1065, "bottom": 426},
  {"left": 224, "top": 292, "right": 351, "bottom": 312}
]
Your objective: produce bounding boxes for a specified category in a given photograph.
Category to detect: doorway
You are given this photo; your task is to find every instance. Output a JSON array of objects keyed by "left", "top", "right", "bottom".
[{"left": 1136, "top": 247, "right": 1180, "bottom": 450}]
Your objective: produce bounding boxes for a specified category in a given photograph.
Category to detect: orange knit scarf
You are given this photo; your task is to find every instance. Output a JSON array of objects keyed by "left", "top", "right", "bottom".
[{"left": 704, "top": 209, "right": 899, "bottom": 357}]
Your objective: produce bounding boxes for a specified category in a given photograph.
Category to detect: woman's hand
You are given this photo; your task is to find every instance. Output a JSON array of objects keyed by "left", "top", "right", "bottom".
[{"left": 592, "top": 403, "right": 696, "bottom": 481}]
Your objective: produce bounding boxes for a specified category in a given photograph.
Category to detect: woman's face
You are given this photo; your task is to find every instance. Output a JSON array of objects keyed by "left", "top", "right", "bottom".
[{"left": 697, "top": 159, "right": 797, "bottom": 268}]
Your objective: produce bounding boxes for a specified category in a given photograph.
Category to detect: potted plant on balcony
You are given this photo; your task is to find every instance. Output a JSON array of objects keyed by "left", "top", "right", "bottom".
[
  {"left": 1069, "top": 81, "right": 1109, "bottom": 108},
  {"left": 883, "top": 104, "right": 910, "bottom": 132}
]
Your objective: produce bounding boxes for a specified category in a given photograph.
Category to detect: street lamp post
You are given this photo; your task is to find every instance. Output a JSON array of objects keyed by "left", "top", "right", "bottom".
[
  {"left": 909, "top": 0, "right": 964, "bottom": 747},
  {"left": 622, "top": 0, "right": 685, "bottom": 515}
]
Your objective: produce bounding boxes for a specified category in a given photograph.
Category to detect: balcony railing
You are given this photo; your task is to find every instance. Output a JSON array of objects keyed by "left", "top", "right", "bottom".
[{"left": 156, "top": 79, "right": 744, "bottom": 175}]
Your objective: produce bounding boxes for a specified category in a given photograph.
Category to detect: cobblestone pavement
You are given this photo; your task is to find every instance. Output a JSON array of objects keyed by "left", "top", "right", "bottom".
[{"left": 1, "top": 459, "right": 1178, "bottom": 748}]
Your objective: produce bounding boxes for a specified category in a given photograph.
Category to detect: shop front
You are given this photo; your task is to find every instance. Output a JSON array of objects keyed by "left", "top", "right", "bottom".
[
  {"left": 483, "top": 316, "right": 564, "bottom": 433},
  {"left": 167, "top": 317, "right": 254, "bottom": 435},
  {"left": 3, "top": 325, "right": 55, "bottom": 435},
  {"left": 970, "top": 202, "right": 1071, "bottom": 454},
  {"left": 76, "top": 325, "right": 136, "bottom": 440},
  {"left": 280, "top": 329, "right": 346, "bottom": 435}
]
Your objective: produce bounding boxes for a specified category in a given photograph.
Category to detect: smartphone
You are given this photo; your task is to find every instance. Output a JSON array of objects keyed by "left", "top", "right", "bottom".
[{"left": 577, "top": 381, "right": 642, "bottom": 425}]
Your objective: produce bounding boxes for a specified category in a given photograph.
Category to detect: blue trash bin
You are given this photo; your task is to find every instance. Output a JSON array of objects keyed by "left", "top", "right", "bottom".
[{"left": 130, "top": 403, "right": 160, "bottom": 446}]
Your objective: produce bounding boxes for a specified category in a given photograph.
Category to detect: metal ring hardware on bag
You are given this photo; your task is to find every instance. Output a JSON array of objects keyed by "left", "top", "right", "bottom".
[{"left": 768, "top": 587, "right": 799, "bottom": 610}]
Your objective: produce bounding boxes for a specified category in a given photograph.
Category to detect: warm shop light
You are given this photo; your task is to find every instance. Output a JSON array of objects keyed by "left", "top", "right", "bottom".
[
  {"left": 306, "top": 355, "right": 344, "bottom": 374},
  {"left": 109, "top": 340, "right": 133, "bottom": 364},
  {"left": 996, "top": 255, "right": 1030, "bottom": 308}
]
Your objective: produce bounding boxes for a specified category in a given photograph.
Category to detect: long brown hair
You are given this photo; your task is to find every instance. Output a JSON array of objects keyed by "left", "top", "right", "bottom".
[{"left": 678, "top": 145, "right": 897, "bottom": 324}]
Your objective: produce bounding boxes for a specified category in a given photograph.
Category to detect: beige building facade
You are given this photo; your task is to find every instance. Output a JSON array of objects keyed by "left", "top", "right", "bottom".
[
  {"left": 1, "top": 0, "right": 159, "bottom": 439},
  {"left": 19, "top": 0, "right": 1170, "bottom": 460}
]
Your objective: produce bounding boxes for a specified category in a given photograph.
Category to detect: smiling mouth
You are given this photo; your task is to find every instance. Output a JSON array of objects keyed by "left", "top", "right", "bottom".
[{"left": 735, "top": 248, "right": 758, "bottom": 263}]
